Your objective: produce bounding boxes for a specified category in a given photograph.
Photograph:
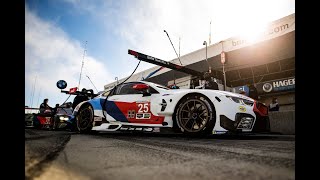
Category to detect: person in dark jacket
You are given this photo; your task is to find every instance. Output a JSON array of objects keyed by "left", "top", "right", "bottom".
[
  {"left": 205, "top": 77, "right": 219, "bottom": 90},
  {"left": 39, "top": 98, "right": 52, "bottom": 114},
  {"left": 269, "top": 97, "right": 280, "bottom": 111},
  {"left": 72, "top": 88, "right": 89, "bottom": 110},
  {"left": 248, "top": 84, "right": 258, "bottom": 100},
  {"left": 52, "top": 104, "right": 60, "bottom": 115}
]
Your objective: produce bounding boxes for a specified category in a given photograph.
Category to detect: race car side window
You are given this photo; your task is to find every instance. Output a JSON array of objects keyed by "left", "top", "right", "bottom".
[
  {"left": 118, "top": 83, "right": 143, "bottom": 95},
  {"left": 116, "top": 82, "right": 159, "bottom": 95}
]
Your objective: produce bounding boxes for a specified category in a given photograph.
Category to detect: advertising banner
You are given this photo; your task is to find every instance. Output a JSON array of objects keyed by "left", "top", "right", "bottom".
[
  {"left": 256, "top": 77, "right": 295, "bottom": 94},
  {"left": 223, "top": 14, "right": 295, "bottom": 52}
]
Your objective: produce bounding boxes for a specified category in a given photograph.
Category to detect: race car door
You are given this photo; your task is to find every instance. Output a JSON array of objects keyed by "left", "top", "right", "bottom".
[{"left": 107, "top": 82, "right": 164, "bottom": 125}]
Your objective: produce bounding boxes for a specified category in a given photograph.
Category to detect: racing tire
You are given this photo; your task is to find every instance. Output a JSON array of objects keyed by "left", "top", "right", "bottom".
[
  {"left": 32, "top": 116, "right": 40, "bottom": 129},
  {"left": 48, "top": 117, "right": 55, "bottom": 131},
  {"left": 175, "top": 94, "right": 216, "bottom": 136},
  {"left": 76, "top": 104, "right": 94, "bottom": 133}
]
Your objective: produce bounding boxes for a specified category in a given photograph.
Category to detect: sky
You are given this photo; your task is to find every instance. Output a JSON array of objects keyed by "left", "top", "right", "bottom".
[{"left": 25, "top": 0, "right": 295, "bottom": 108}]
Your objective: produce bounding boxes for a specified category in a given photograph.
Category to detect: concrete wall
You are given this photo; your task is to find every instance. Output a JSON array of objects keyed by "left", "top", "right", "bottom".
[
  {"left": 260, "top": 92, "right": 295, "bottom": 111},
  {"left": 269, "top": 110, "right": 295, "bottom": 134}
]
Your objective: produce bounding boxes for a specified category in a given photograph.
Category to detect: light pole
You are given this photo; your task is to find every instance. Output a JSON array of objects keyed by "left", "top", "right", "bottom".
[
  {"left": 203, "top": 41, "right": 211, "bottom": 73},
  {"left": 220, "top": 41, "right": 227, "bottom": 91}
]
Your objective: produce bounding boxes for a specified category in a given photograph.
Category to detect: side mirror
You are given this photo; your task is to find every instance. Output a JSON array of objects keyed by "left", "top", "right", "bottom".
[
  {"left": 57, "top": 80, "right": 67, "bottom": 89},
  {"left": 132, "top": 84, "right": 151, "bottom": 96}
]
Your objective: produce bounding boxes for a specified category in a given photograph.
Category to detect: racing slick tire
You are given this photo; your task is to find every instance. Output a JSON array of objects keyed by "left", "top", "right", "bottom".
[
  {"left": 32, "top": 115, "right": 41, "bottom": 129},
  {"left": 175, "top": 94, "right": 216, "bottom": 136},
  {"left": 48, "top": 117, "right": 55, "bottom": 130},
  {"left": 76, "top": 104, "right": 94, "bottom": 133}
]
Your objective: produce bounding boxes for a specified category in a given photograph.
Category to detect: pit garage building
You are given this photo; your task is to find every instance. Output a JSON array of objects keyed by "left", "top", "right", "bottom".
[{"left": 105, "top": 13, "right": 295, "bottom": 111}]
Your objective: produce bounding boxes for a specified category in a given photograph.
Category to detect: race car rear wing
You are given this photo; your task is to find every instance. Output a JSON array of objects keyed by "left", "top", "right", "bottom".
[{"left": 128, "top": 49, "right": 204, "bottom": 78}]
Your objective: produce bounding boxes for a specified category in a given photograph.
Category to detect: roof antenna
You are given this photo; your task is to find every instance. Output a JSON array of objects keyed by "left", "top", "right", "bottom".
[
  {"left": 164, "top": 30, "right": 182, "bottom": 87},
  {"left": 164, "top": 30, "right": 182, "bottom": 65},
  {"left": 78, "top": 41, "right": 87, "bottom": 89},
  {"left": 86, "top": 74, "right": 99, "bottom": 93}
]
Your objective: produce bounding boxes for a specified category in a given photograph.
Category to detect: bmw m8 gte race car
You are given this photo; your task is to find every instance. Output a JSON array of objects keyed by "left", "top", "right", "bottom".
[{"left": 72, "top": 81, "right": 270, "bottom": 136}]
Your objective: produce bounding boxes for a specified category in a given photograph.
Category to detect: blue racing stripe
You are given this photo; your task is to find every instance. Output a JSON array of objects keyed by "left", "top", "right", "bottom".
[
  {"left": 100, "top": 99, "right": 128, "bottom": 122},
  {"left": 89, "top": 98, "right": 103, "bottom": 110}
]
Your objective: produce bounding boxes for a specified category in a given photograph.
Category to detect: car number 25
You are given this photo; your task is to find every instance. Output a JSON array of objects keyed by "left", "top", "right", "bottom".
[{"left": 137, "top": 103, "right": 149, "bottom": 113}]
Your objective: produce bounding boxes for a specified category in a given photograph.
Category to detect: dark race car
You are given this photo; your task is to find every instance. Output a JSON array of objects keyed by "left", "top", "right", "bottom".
[{"left": 31, "top": 108, "right": 75, "bottom": 131}]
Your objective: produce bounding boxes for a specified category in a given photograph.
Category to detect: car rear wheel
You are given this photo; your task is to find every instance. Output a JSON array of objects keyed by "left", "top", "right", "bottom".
[
  {"left": 175, "top": 94, "right": 215, "bottom": 136},
  {"left": 77, "top": 104, "right": 94, "bottom": 133}
]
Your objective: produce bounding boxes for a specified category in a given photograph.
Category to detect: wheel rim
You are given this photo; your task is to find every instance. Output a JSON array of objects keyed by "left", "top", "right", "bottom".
[
  {"left": 178, "top": 99, "right": 210, "bottom": 132},
  {"left": 78, "top": 107, "right": 93, "bottom": 130}
]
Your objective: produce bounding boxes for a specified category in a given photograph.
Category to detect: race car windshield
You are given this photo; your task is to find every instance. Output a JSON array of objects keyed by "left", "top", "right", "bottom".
[
  {"left": 146, "top": 82, "right": 170, "bottom": 90},
  {"left": 101, "top": 88, "right": 114, "bottom": 97}
]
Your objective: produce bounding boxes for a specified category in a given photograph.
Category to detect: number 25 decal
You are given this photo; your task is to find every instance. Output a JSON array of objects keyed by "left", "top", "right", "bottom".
[{"left": 138, "top": 103, "right": 149, "bottom": 113}]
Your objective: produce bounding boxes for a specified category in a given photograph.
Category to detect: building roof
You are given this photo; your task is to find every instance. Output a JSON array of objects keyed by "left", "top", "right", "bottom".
[{"left": 105, "top": 13, "right": 295, "bottom": 90}]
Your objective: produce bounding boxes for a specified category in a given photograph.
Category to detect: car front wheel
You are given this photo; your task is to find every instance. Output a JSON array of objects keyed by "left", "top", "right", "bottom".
[
  {"left": 77, "top": 104, "right": 94, "bottom": 133},
  {"left": 175, "top": 94, "right": 216, "bottom": 136}
]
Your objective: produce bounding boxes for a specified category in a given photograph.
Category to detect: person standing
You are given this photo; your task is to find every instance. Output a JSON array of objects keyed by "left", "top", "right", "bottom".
[
  {"left": 72, "top": 88, "right": 90, "bottom": 110},
  {"left": 39, "top": 98, "right": 52, "bottom": 114},
  {"left": 269, "top": 97, "right": 280, "bottom": 111},
  {"left": 248, "top": 84, "right": 258, "bottom": 100},
  {"left": 204, "top": 77, "right": 219, "bottom": 90},
  {"left": 52, "top": 104, "right": 60, "bottom": 115}
]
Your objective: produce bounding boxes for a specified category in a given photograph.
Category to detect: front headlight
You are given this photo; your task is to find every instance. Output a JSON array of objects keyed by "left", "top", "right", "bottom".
[
  {"left": 226, "top": 96, "right": 241, "bottom": 103},
  {"left": 59, "top": 116, "right": 69, "bottom": 121},
  {"left": 226, "top": 96, "right": 254, "bottom": 106}
]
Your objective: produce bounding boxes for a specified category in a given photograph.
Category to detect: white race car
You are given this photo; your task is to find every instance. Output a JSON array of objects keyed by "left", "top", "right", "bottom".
[{"left": 73, "top": 81, "right": 270, "bottom": 135}]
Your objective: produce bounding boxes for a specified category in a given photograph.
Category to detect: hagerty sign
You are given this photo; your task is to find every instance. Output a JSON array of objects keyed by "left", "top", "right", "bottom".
[{"left": 256, "top": 77, "right": 295, "bottom": 94}]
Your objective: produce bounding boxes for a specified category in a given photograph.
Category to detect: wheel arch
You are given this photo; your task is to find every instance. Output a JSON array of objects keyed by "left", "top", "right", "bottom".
[
  {"left": 73, "top": 101, "right": 94, "bottom": 116},
  {"left": 172, "top": 92, "right": 216, "bottom": 129},
  {"left": 78, "top": 102, "right": 94, "bottom": 114}
]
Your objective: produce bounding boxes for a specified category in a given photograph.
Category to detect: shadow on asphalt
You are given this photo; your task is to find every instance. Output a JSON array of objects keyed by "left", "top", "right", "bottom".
[
  {"left": 80, "top": 131, "right": 294, "bottom": 141},
  {"left": 25, "top": 128, "right": 294, "bottom": 141}
]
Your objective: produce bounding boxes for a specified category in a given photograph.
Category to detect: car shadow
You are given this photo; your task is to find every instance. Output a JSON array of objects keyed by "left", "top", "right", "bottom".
[{"left": 80, "top": 131, "right": 293, "bottom": 141}]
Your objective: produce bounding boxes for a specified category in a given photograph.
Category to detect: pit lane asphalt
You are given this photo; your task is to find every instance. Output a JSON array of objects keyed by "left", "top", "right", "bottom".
[{"left": 25, "top": 129, "right": 295, "bottom": 180}]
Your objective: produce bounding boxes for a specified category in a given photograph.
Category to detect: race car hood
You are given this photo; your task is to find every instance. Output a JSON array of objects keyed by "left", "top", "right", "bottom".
[{"left": 213, "top": 90, "right": 255, "bottom": 101}]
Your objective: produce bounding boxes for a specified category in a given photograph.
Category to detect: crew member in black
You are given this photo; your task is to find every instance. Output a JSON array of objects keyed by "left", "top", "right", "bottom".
[
  {"left": 72, "top": 88, "right": 90, "bottom": 110},
  {"left": 205, "top": 77, "right": 219, "bottom": 90},
  {"left": 248, "top": 84, "right": 258, "bottom": 100},
  {"left": 39, "top": 98, "right": 52, "bottom": 114},
  {"left": 269, "top": 97, "right": 280, "bottom": 111},
  {"left": 52, "top": 104, "right": 60, "bottom": 115}
]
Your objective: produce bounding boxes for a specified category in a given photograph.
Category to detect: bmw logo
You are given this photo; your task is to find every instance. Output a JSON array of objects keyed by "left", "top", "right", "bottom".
[
  {"left": 56, "top": 80, "right": 67, "bottom": 89},
  {"left": 262, "top": 83, "right": 272, "bottom": 92}
]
